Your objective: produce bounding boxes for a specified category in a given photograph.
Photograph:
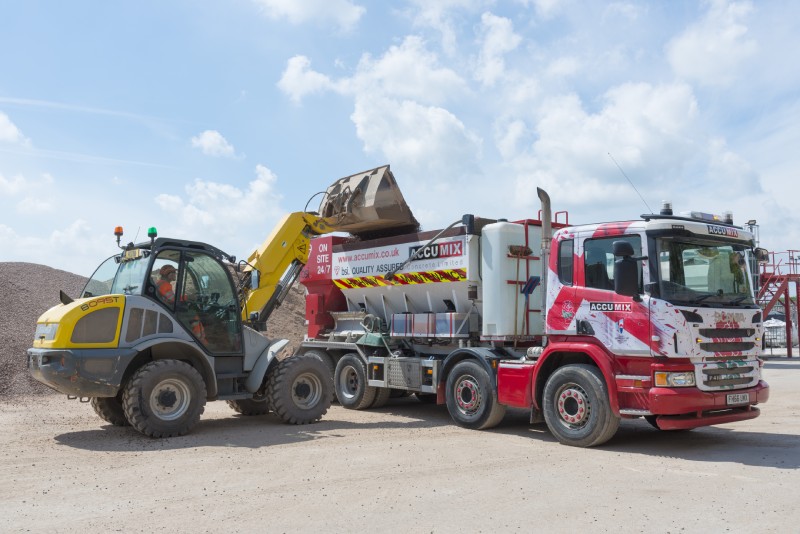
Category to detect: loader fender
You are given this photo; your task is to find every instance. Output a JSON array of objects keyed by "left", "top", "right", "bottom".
[{"left": 245, "top": 339, "right": 290, "bottom": 393}]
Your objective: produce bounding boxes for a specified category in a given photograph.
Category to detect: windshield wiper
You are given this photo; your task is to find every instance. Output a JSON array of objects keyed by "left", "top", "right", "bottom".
[
  {"left": 726, "top": 296, "right": 750, "bottom": 305},
  {"left": 691, "top": 293, "right": 716, "bottom": 304},
  {"left": 123, "top": 284, "right": 139, "bottom": 294}
]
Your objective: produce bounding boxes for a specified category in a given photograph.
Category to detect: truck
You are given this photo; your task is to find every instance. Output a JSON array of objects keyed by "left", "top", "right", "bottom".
[
  {"left": 27, "top": 165, "right": 418, "bottom": 438},
  {"left": 298, "top": 182, "right": 770, "bottom": 447}
]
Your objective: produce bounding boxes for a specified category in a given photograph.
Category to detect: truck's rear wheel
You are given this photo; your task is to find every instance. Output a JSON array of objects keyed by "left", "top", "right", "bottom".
[
  {"left": 369, "top": 387, "right": 392, "bottom": 409},
  {"left": 122, "top": 360, "right": 207, "bottom": 438},
  {"left": 334, "top": 353, "right": 377, "bottom": 410},
  {"left": 91, "top": 395, "right": 129, "bottom": 426},
  {"left": 542, "top": 364, "right": 619, "bottom": 447},
  {"left": 445, "top": 360, "right": 506, "bottom": 430},
  {"left": 267, "top": 353, "right": 333, "bottom": 424}
]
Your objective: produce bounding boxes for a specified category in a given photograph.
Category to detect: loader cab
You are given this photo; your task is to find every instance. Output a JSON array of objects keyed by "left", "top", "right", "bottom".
[{"left": 146, "top": 245, "right": 243, "bottom": 354}]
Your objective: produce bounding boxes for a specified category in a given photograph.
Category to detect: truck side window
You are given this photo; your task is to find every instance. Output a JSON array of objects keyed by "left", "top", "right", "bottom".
[
  {"left": 584, "top": 235, "right": 642, "bottom": 291},
  {"left": 558, "top": 239, "right": 574, "bottom": 285}
]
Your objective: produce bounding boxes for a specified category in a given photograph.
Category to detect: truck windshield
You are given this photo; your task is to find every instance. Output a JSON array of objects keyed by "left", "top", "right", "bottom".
[
  {"left": 655, "top": 239, "right": 755, "bottom": 307},
  {"left": 81, "top": 252, "right": 149, "bottom": 298}
]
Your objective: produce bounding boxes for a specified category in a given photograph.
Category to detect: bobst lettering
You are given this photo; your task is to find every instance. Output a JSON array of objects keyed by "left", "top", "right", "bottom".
[
  {"left": 80, "top": 296, "right": 120, "bottom": 312},
  {"left": 589, "top": 302, "right": 632, "bottom": 313},
  {"left": 707, "top": 225, "right": 739, "bottom": 238},
  {"left": 409, "top": 241, "right": 463, "bottom": 260}
]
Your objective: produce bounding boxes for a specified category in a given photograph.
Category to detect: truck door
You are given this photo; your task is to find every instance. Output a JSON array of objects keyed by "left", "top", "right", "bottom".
[{"left": 577, "top": 234, "right": 650, "bottom": 356}]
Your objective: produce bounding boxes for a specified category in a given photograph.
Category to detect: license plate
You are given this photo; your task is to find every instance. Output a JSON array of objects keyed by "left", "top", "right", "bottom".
[{"left": 727, "top": 393, "right": 750, "bottom": 405}]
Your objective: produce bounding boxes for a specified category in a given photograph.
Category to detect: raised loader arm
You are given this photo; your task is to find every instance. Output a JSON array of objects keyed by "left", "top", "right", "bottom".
[{"left": 239, "top": 212, "right": 334, "bottom": 324}]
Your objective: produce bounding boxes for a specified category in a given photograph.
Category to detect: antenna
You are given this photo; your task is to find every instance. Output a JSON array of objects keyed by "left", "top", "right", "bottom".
[{"left": 608, "top": 152, "right": 652, "bottom": 213}]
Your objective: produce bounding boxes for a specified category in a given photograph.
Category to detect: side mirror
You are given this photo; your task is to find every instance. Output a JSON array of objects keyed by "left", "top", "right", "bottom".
[
  {"left": 613, "top": 240, "right": 635, "bottom": 257},
  {"left": 250, "top": 270, "right": 260, "bottom": 290},
  {"left": 614, "top": 258, "right": 639, "bottom": 298},
  {"left": 755, "top": 247, "right": 769, "bottom": 263}
]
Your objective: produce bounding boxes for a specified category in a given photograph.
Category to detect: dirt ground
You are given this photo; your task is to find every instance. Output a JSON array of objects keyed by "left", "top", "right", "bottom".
[{"left": 1, "top": 359, "right": 798, "bottom": 534}]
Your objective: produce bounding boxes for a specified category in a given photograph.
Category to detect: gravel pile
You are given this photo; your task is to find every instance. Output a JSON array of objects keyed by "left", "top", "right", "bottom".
[
  {"left": 0, "top": 261, "right": 308, "bottom": 397},
  {"left": 0, "top": 262, "right": 87, "bottom": 396}
]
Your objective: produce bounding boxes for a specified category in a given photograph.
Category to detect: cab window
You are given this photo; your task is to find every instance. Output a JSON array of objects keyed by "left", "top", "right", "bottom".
[{"left": 583, "top": 235, "right": 642, "bottom": 291}]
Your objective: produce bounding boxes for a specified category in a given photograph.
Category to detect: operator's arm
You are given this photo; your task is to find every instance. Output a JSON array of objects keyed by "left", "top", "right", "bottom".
[{"left": 240, "top": 211, "right": 334, "bottom": 323}]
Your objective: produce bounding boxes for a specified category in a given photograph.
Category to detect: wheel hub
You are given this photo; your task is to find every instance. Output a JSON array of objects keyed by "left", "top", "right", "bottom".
[
  {"left": 455, "top": 376, "right": 481, "bottom": 414},
  {"left": 292, "top": 372, "right": 322, "bottom": 410},
  {"left": 340, "top": 367, "right": 358, "bottom": 400},
  {"left": 149, "top": 379, "right": 191, "bottom": 421},
  {"left": 556, "top": 384, "right": 590, "bottom": 427}
]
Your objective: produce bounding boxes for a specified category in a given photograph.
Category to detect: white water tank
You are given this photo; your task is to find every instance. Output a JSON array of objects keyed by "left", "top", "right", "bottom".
[{"left": 481, "top": 222, "right": 527, "bottom": 338}]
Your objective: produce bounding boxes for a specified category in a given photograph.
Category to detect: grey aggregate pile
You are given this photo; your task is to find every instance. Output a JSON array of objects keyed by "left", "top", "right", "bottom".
[{"left": 0, "top": 262, "right": 87, "bottom": 397}]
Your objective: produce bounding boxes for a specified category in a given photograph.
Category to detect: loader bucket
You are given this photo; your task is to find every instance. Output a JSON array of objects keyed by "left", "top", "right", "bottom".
[{"left": 318, "top": 165, "right": 419, "bottom": 238}]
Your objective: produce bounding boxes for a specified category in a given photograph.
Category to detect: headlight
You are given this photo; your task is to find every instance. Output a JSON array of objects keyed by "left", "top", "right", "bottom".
[
  {"left": 34, "top": 323, "right": 59, "bottom": 341},
  {"left": 654, "top": 371, "right": 696, "bottom": 387}
]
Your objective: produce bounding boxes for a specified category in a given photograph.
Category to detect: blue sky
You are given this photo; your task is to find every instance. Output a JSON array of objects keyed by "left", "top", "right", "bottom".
[{"left": 1, "top": 0, "right": 798, "bottom": 276}]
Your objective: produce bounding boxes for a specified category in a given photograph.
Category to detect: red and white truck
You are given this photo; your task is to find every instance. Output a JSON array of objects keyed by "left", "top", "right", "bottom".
[{"left": 298, "top": 186, "right": 769, "bottom": 447}]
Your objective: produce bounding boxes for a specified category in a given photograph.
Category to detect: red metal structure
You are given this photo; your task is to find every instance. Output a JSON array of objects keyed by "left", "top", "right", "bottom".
[{"left": 757, "top": 250, "right": 800, "bottom": 357}]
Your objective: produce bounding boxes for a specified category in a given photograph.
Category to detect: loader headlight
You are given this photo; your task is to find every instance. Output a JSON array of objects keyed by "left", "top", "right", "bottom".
[
  {"left": 34, "top": 323, "right": 59, "bottom": 341},
  {"left": 654, "top": 371, "right": 696, "bottom": 387}
]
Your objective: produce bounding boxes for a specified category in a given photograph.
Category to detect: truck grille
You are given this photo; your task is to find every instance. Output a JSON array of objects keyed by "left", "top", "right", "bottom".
[
  {"left": 696, "top": 360, "right": 759, "bottom": 392},
  {"left": 699, "top": 328, "right": 755, "bottom": 338},
  {"left": 699, "top": 342, "right": 755, "bottom": 352}
]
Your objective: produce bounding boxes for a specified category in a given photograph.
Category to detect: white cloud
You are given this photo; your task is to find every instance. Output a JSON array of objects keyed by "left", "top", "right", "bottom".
[
  {"left": 277, "top": 56, "right": 336, "bottom": 104},
  {"left": 252, "top": 0, "right": 365, "bottom": 32},
  {"left": 516, "top": 0, "right": 567, "bottom": 19},
  {"left": 351, "top": 95, "right": 482, "bottom": 178},
  {"left": 0, "top": 111, "right": 30, "bottom": 145},
  {"left": 474, "top": 13, "right": 522, "bottom": 87},
  {"left": 1, "top": 173, "right": 55, "bottom": 213},
  {"left": 666, "top": 0, "right": 757, "bottom": 87},
  {"left": 0, "top": 173, "right": 27, "bottom": 194},
  {"left": 405, "top": 0, "right": 486, "bottom": 55},
  {"left": 191, "top": 130, "right": 236, "bottom": 158},
  {"left": 155, "top": 165, "right": 283, "bottom": 250}
]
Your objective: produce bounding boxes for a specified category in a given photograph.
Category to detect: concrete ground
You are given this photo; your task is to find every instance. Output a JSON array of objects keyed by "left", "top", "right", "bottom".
[{"left": 1, "top": 360, "right": 798, "bottom": 533}]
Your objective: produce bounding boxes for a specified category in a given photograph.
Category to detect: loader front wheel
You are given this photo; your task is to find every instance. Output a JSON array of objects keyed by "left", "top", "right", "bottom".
[
  {"left": 267, "top": 353, "right": 333, "bottom": 425},
  {"left": 122, "top": 359, "right": 207, "bottom": 438},
  {"left": 91, "top": 394, "right": 129, "bottom": 426}
]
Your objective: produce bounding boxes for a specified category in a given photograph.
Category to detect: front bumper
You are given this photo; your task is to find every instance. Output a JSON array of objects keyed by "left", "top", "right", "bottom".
[
  {"left": 27, "top": 348, "right": 134, "bottom": 397},
  {"left": 648, "top": 380, "right": 769, "bottom": 430}
]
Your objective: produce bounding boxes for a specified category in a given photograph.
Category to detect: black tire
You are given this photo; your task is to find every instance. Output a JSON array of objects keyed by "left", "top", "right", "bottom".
[
  {"left": 303, "top": 349, "right": 335, "bottom": 376},
  {"left": 267, "top": 352, "right": 333, "bottom": 425},
  {"left": 415, "top": 393, "right": 437, "bottom": 404},
  {"left": 542, "top": 364, "right": 619, "bottom": 447},
  {"left": 122, "top": 360, "right": 207, "bottom": 438},
  {"left": 91, "top": 395, "right": 129, "bottom": 426},
  {"left": 445, "top": 360, "right": 506, "bottom": 430},
  {"left": 334, "top": 353, "right": 377, "bottom": 410},
  {"left": 226, "top": 392, "right": 271, "bottom": 416},
  {"left": 369, "top": 387, "right": 392, "bottom": 409}
]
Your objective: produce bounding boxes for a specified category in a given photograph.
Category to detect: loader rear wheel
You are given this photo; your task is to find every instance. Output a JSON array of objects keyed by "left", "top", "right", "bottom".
[
  {"left": 267, "top": 353, "right": 333, "bottom": 425},
  {"left": 91, "top": 395, "right": 129, "bottom": 426},
  {"left": 334, "top": 353, "right": 376, "bottom": 410},
  {"left": 542, "top": 364, "right": 619, "bottom": 448},
  {"left": 445, "top": 360, "right": 506, "bottom": 430},
  {"left": 226, "top": 392, "right": 271, "bottom": 416},
  {"left": 122, "top": 359, "right": 206, "bottom": 438}
]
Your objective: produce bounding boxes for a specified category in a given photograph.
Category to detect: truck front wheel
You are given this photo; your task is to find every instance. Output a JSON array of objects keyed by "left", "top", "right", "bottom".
[
  {"left": 122, "top": 359, "right": 207, "bottom": 438},
  {"left": 445, "top": 360, "right": 506, "bottom": 430},
  {"left": 267, "top": 353, "right": 333, "bottom": 424},
  {"left": 334, "top": 353, "right": 377, "bottom": 410},
  {"left": 542, "top": 364, "right": 619, "bottom": 447}
]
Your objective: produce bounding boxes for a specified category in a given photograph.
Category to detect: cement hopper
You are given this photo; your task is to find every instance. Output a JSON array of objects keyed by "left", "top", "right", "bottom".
[{"left": 318, "top": 165, "right": 419, "bottom": 238}]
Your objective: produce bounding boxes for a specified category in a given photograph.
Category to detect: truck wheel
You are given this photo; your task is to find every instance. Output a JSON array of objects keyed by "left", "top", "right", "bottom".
[
  {"left": 226, "top": 392, "right": 271, "bottom": 416},
  {"left": 267, "top": 353, "right": 333, "bottom": 425},
  {"left": 334, "top": 353, "right": 377, "bottom": 410},
  {"left": 370, "top": 387, "right": 392, "bottom": 409},
  {"left": 542, "top": 364, "right": 619, "bottom": 447},
  {"left": 122, "top": 360, "right": 207, "bottom": 438},
  {"left": 445, "top": 360, "right": 506, "bottom": 430},
  {"left": 91, "top": 395, "right": 129, "bottom": 426}
]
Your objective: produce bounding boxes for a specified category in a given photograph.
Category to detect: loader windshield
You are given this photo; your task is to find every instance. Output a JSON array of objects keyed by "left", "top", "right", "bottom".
[
  {"left": 81, "top": 252, "right": 149, "bottom": 298},
  {"left": 655, "top": 239, "right": 755, "bottom": 307}
]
